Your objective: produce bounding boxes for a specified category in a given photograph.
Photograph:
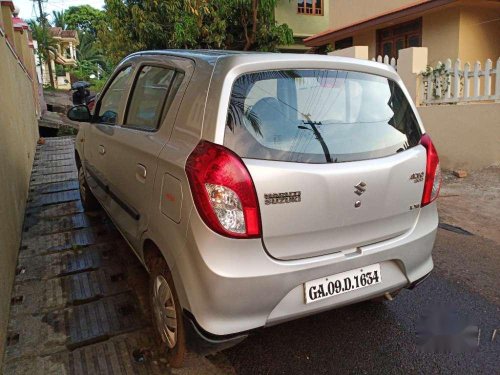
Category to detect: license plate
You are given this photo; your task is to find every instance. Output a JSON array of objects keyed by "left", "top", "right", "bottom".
[{"left": 304, "top": 264, "right": 382, "bottom": 304}]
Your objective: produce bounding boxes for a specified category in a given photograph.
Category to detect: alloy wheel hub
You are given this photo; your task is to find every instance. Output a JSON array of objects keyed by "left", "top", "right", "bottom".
[{"left": 152, "top": 275, "right": 177, "bottom": 348}]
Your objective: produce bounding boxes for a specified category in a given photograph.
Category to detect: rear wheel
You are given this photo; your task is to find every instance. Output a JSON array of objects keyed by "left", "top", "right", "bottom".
[
  {"left": 147, "top": 255, "right": 186, "bottom": 368},
  {"left": 78, "top": 165, "right": 99, "bottom": 211}
]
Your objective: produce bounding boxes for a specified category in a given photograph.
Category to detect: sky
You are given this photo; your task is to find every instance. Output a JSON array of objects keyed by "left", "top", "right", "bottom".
[{"left": 14, "top": 0, "right": 105, "bottom": 22}]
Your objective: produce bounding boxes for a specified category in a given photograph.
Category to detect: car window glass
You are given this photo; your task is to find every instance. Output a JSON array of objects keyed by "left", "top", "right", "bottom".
[
  {"left": 161, "top": 72, "right": 184, "bottom": 123},
  {"left": 225, "top": 70, "right": 422, "bottom": 163},
  {"left": 96, "top": 66, "right": 133, "bottom": 125},
  {"left": 125, "top": 66, "right": 183, "bottom": 130}
]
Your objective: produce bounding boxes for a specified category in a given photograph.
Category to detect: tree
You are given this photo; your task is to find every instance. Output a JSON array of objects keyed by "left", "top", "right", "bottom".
[
  {"left": 99, "top": 0, "right": 293, "bottom": 64},
  {"left": 77, "top": 31, "right": 105, "bottom": 66},
  {"left": 52, "top": 10, "right": 66, "bottom": 29},
  {"left": 72, "top": 31, "right": 108, "bottom": 81},
  {"left": 65, "top": 5, "right": 106, "bottom": 37},
  {"left": 29, "top": 20, "right": 58, "bottom": 88}
]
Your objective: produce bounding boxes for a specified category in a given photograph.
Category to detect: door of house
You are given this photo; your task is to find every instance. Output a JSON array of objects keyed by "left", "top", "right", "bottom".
[{"left": 376, "top": 18, "right": 422, "bottom": 59}]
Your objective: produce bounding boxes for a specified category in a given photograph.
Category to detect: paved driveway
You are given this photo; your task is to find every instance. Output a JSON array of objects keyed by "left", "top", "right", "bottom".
[{"left": 2, "top": 138, "right": 498, "bottom": 374}]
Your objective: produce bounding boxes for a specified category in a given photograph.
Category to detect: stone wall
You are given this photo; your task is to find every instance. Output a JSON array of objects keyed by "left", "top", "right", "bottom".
[{"left": 0, "top": 1, "right": 40, "bottom": 361}]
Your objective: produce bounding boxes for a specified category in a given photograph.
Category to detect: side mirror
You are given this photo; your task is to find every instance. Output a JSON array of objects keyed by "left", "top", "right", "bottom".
[{"left": 67, "top": 105, "right": 91, "bottom": 122}]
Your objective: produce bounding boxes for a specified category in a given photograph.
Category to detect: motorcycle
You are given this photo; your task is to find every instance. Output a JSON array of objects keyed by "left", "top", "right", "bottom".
[{"left": 71, "top": 81, "right": 96, "bottom": 111}]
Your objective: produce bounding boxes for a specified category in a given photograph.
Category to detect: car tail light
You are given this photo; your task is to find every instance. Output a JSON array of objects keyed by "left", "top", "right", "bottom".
[
  {"left": 420, "top": 134, "right": 441, "bottom": 207},
  {"left": 185, "top": 140, "right": 261, "bottom": 238}
]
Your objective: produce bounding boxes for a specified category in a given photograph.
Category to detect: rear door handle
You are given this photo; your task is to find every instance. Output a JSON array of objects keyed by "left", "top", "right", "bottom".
[
  {"left": 98, "top": 145, "right": 106, "bottom": 155},
  {"left": 136, "top": 164, "right": 147, "bottom": 181}
]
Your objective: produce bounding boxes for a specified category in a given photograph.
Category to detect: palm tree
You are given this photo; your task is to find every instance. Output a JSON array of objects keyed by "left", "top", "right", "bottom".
[
  {"left": 76, "top": 32, "right": 105, "bottom": 66},
  {"left": 29, "top": 20, "right": 59, "bottom": 88},
  {"left": 52, "top": 10, "right": 66, "bottom": 29}
]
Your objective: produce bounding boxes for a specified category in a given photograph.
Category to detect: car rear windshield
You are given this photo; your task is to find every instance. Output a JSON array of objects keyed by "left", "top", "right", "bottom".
[{"left": 224, "top": 69, "right": 422, "bottom": 163}]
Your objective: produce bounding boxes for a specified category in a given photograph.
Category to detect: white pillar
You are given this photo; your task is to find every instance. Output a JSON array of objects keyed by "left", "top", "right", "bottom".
[
  {"left": 397, "top": 47, "right": 428, "bottom": 105},
  {"left": 69, "top": 41, "right": 74, "bottom": 59},
  {"left": 328, "top": 46, "right": 369, "bottom": 60}
]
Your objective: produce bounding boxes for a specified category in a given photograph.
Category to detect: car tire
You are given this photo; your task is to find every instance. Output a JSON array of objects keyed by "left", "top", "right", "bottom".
[
  {"left": 147, "top": 255, "right": 187, "bottom": 368},
  {"left": 78, "top": 165, "right": 99, "bottom": 211}
]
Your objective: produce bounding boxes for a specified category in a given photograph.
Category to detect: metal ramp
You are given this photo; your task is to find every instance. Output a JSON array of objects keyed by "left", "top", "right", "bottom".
[{"left": 2, "top": 138, "right": 224, "bottom": 374}]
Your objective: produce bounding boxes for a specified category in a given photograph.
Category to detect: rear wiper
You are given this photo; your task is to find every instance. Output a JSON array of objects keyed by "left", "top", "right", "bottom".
[{"left": 299, "top": 114, "right": 333, "bottom": 163}]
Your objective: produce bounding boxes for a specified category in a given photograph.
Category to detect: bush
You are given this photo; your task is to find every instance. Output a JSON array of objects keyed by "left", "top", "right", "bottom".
[
  {"left": 89, "top": 79, "right": 106, "bottom": 93},
  {"left": 55, "top": 64, "right": 67, "bottom": 77}
]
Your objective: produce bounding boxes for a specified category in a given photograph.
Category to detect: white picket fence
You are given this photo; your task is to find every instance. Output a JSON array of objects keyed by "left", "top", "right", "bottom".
[
  {"left": 419, "top": 58, "right": 500, "bottom": 105},
  {"left": 371, "top": 55, "right": 398, "bottom": 70}
]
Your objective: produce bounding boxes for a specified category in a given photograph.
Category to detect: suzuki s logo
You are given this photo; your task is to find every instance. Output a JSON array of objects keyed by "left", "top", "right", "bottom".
[{"left": 354, "top": 182, "right": 367, "bottom": 196}]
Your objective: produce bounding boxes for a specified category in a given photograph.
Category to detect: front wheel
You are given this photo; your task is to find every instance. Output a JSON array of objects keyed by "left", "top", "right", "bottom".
[{"left": 148, "top": 255, "right": 187, "bottom": 368}]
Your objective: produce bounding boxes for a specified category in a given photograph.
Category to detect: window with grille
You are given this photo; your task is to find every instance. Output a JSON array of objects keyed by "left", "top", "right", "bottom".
[
  {"left": 376, "top": 18, "right": 422, "bottom": 59},
  {"left": 297, "top": 0, "right": 323, "bottom": 15}
]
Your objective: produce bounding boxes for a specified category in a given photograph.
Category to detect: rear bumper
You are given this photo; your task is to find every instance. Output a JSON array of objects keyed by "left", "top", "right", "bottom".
[
  {"left": 174, "top": 202, "right": 438, "bottom": 337},
  {"left": 183, "top": 310, "right": 248, "bottom": 355}
]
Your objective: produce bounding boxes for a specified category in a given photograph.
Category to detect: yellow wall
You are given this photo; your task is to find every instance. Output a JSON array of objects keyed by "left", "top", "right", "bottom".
[
  {"left": 422, "top": 7, "right": 461, "bottom": 65},
  {"left": 329, "top": 0, "right": 417, "bottom": 29},
  {"left": 276, "top": 0, "right": 330, "bottom": 37},
  {"left": 418, "top": 102, "right": 500, "bottom": 169},
  {"left": 328, "top": 7, "right": 462, "bottom": 63},
  {"left": 353, "top": 29, "right": 376, "bottom": 58},
  {"left": 0, "top": 30, "right": 39, "bottom": 362},
  {"left": 326, "top": 1, "right": 499, "bottom": 64},
  {"left": 458, "top": 4, "right": 500, "bottom": 65}
]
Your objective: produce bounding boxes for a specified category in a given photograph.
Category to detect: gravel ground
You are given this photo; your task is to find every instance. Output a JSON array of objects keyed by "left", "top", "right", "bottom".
[{"left": 438, "top": 166, "right": 500, "bottom": 244}]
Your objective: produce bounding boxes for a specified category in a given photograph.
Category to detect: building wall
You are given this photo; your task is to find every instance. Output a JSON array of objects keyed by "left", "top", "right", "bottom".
[
  {"left": 418, "top": 102, "right": 500, "bottom": 169},
  {"left": 458, "top": 4, "right": 500, "bottom": 65},
  {"left": 275, "top": 0, "right": 330, "bottom": 37},
  {"left": 422, "top": 7, "right": 461, "bottom": 65},
  {"left": 0, "top": 29, "right": 39, "bottom": 361},
  {"left": 328, "top": 6, "right": 464, "bottom": 64},
  {"left": 329, "top": 0, "right": 417, "bottom": 29},
  {"left": 328, "top": 2, "right": 499, "bottom": 64},
  {"left": 353, "top": 29, "right": 376, "bottom": 57}
]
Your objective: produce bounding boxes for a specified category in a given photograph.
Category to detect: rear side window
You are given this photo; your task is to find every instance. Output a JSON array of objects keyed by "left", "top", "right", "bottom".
[
  {"left": 225, "top": 70, "right": 422, "bottom": 163},
  {"left": 125, "top": 66, "right": 184, "bottom": 130}
]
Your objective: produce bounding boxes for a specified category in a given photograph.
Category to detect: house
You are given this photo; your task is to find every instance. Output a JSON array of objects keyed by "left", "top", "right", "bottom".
[
  {"left": 275, "top": 1, "right": 331, "bottom": 52},
  {"left": 302, "top": 1, "right": 500, "bottom": 174},
  {"left": 304, "top": 0, "right": 500, "bottom": 65},
  {"left": 36, "top": 27, "right": 79, "bottom": 89}
]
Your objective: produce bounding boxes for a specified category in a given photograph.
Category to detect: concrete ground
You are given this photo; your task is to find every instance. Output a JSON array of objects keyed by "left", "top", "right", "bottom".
[{"left": 2, "top": 138, "right": 499, "bottom": 374}]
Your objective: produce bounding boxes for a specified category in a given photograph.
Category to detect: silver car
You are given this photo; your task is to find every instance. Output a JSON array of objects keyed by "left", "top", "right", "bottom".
[{"left": 69, "top": 50, "right": 441, "bottom": 367}]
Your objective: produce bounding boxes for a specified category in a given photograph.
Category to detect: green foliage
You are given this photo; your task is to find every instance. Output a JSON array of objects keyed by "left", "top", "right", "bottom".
[
  {"left": 71, "top": 60, "right": 96, "bottom": 80},
  {"left": 29, "top": 20, "right": 59, "bottom": 87},
  {"left": 421, "top": 63, "right": 452, "bottom": 99},
  {"left": 52, "top": 10, "right": 66, "bottom": 29},
  {"left": 65, "top": 5, "right": 106, "bottom": 37},
  {"left": 99, "top": 0, "right": 294, "bottom": 64},
  {"left": 29, "top": 20, "right": 58, "bottom": 61},
  {"left": 55, "top": 64, "right": 66, "bottom": 77},
  {"left": 90, "top": 76, "right": 109, "bottom": 92},
  {"left": 77, "top": 32, "right": 106, "bottom": 66},
  {"left": 49, "top": 7, "right": 109, "bottom": 86},
  {"left": 57, "top": 125, "right": 79, "bottom": 136}
]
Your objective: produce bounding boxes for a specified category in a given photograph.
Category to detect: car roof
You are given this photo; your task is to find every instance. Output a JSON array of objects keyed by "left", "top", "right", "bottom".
[
  {"left": 126, "top": 49, "right": 397, "bottom": 77},
  {"left": 127, "top": 49, "right": 258, "bottom": 62}
]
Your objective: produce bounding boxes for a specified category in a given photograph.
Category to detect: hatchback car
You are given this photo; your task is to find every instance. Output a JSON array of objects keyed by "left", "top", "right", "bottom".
[{"left": 68, "top": 50, "right": 440, "bottom": 367}]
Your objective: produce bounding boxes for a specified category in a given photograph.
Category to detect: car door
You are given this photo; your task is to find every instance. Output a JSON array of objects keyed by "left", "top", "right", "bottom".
[
  {"left": 84, "top": 66, "right": 135, "bottom": 208},
  {"left": 102, "top": 58, "right": 187, "bottom": 251}
]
